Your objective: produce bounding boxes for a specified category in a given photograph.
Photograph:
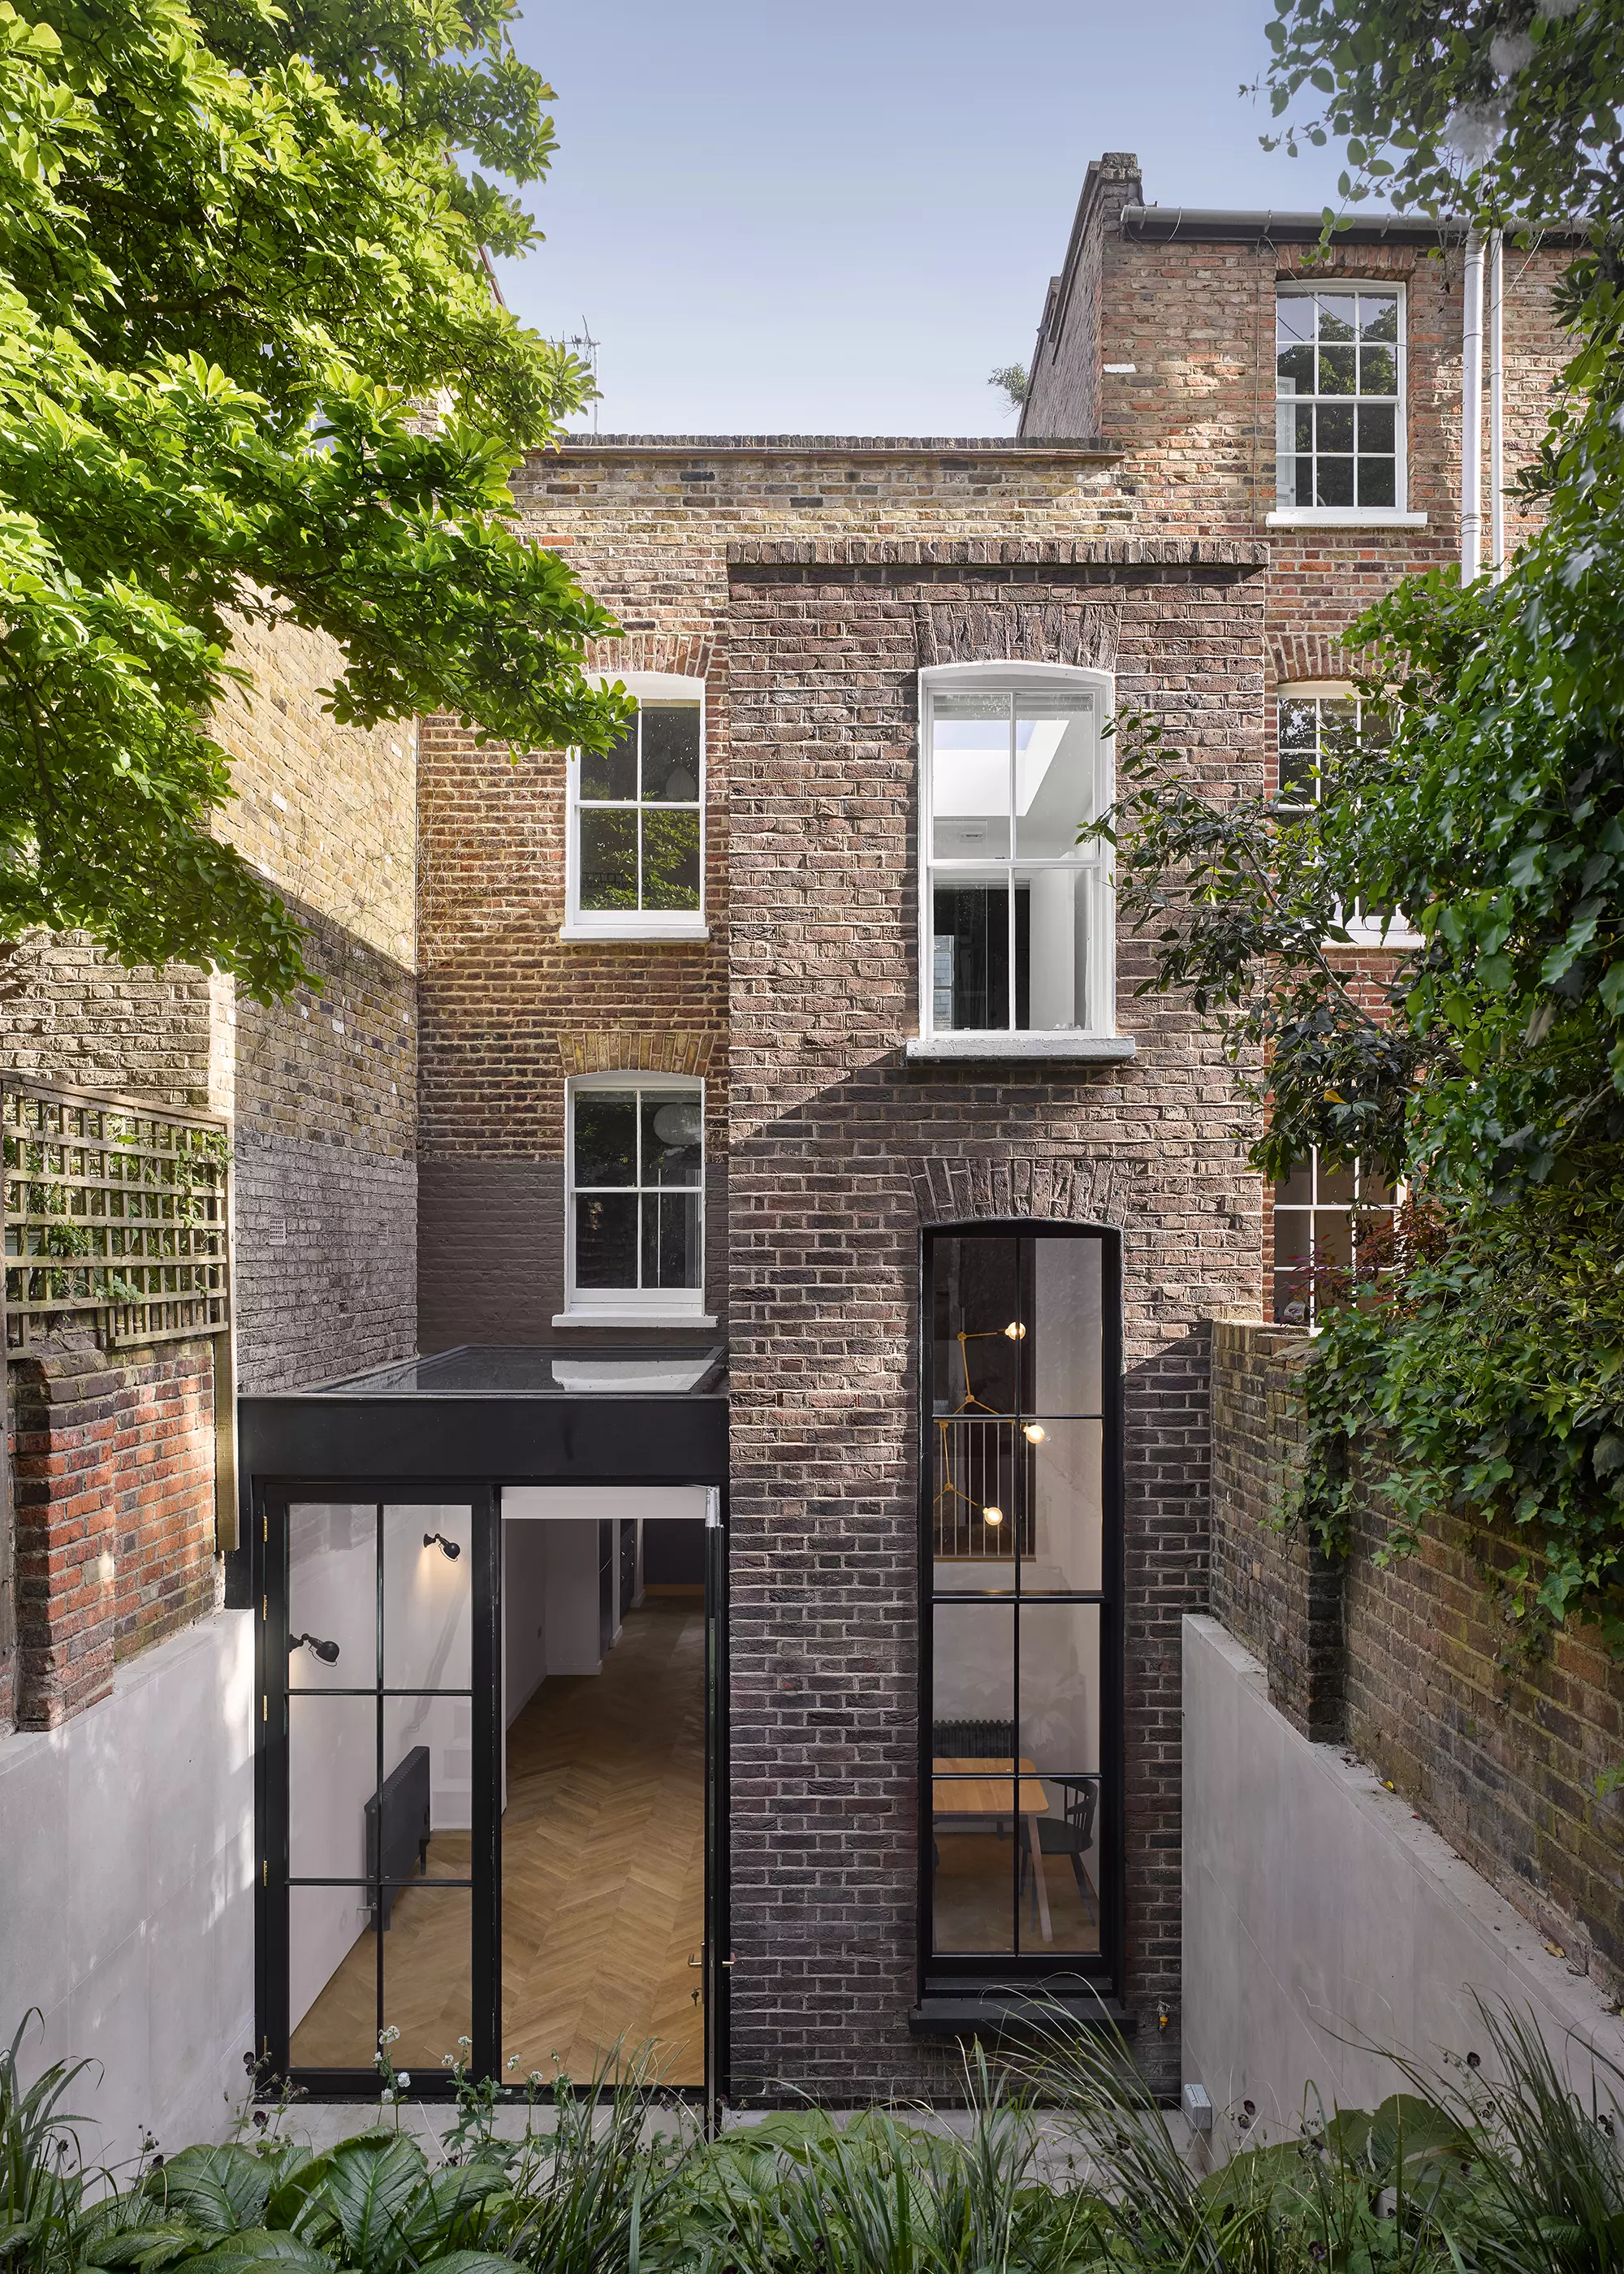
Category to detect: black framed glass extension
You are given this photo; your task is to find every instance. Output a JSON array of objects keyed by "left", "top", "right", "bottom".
[
  {"left": 918, "top": 1228, "right": 1124, "bottom": 2015},
  {"left": 240, "top": 1347, "right": 729, "bottom": 2108}
]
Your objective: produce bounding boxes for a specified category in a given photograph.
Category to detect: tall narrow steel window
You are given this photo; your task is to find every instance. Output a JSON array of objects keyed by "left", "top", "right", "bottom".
[
  {"left": 920, "top": 666, "right": 1115, "bottom": 1040},
  {"left": 922, "top": 1226, "right": 1121, "bottom": 1984}
]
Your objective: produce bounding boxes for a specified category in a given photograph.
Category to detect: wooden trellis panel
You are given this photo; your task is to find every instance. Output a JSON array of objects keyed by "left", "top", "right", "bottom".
[{"left": 2, "top": 1082, "right": 231, "bottom": 1353}]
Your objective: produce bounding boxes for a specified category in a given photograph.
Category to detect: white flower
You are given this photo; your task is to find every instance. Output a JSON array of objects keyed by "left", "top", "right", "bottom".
[
  {"left": 378, "top": 2025, "right": 400, "bottom": 2047},
  {"left": 396, "top": 2073, "right": 410, "bottom": 2089},
  {"left": 1489, "top": 29, "right": 1535, "bottom": 74},
  {"left": 1444, "top": 100, "right": 1508, "bottom": 166}
]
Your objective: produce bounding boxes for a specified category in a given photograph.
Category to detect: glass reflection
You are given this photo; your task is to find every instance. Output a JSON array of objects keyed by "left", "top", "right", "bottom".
[
  {"left": 289, "top": 1693, "right": 375, "bottom": 1881},
  {"left": 1026, "top": 1235, "right": 1104, "bottom": 1413},
  {"left": 932, "top": 694, "right": 1012, "bottom": 859},
  {"left": 290, "top": 1883, "right": 378, "bottom": 2070},
  {"left": 931, "top": 1603, "right": 1017, "bottom": 1954},
  {"left": 1025, "top": 1420, "right": 1104, "bottom": 1593},
  {"left": 383, "top": 1506, "right": 472, "bottom": 1690},
  {"left": 290, "top": 1502, "right": 375, "bottom": 1687},
  {"left": 381, "top": 1889, "right": 473, "bottom": 2074}
]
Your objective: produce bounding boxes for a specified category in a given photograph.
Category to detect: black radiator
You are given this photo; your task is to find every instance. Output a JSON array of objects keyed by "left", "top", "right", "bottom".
[{"left": 365, "top": 1744, "right": 431, "bottom": 1929}]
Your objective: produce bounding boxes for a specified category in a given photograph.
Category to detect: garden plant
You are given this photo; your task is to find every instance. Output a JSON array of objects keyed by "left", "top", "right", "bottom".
[{"left": 0, "top": 2001, "right": 1619, "bottom": 2273}]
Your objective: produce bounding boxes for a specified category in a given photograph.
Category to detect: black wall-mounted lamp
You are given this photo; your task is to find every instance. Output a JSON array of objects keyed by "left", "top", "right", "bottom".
[
  {"left": 424, "top": 1532, "right": 461, "bottom": 1562},
  {"left": 291, "top": 1631, "right": 340, "bottom": 1663}
]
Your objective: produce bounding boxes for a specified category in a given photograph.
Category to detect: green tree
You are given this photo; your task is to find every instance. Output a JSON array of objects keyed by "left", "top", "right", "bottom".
[
  {"left": 1111, "top": 1, "right": 1624, "bottom": 1660},
  {"left": 0, "top": 0, "right": 625, "bottom": 999}
]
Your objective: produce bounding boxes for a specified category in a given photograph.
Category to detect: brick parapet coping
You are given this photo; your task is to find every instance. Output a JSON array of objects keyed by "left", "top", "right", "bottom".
[{"left": 555, "top": 434, "right": 1118, "bottom": 455}]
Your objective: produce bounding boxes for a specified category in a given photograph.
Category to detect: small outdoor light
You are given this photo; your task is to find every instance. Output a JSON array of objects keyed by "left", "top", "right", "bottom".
[
  {"left": 425, "top": 1531, "right": 461, "bottom": 1562},
  {"left": 1022, "top": 1423, "right": 1047, "bottom": 1445},
  {"left": 291, "top": 1632, "right": 340, "bottom": 1664},
  {"left": 1003, "top": 1321, "right": 1026, "bottom": 1341},
  {"left": 982, "top": 1504, "right": 1004, "bottom": 1528}
]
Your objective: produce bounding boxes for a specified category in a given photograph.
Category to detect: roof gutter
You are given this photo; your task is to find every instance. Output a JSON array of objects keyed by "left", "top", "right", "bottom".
[{"left": 1119, "top": 204, "right": 1587, "bottom": 249}]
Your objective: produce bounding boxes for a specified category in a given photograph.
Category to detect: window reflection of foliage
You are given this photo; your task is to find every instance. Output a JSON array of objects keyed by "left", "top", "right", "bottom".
[{"left": 641, "top": 810, "right": 701, "bottom": 912}]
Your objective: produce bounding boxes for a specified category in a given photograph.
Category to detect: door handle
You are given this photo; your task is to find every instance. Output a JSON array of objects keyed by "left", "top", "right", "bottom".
[
  {"left": 688, "top": 1953, "right": 702, "bottom": 1969},
  {"left": 721, "top": 1953, "right": 736, "bottom": 1969}
]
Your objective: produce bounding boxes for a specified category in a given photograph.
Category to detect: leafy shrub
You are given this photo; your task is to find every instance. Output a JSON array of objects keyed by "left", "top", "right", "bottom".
[{"left": 2, "top": 2004, "right": 1620, "bottom": 2272}]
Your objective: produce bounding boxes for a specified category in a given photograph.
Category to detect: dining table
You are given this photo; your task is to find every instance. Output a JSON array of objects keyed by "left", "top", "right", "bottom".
[{"left": 931, "top": 1755, "right": 1052, "bottom": 1942}]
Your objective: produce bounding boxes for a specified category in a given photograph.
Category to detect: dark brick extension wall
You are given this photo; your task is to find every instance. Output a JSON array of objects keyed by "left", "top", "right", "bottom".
[
  {"left": 723, "top": 540, "right": 1269, "bottom": 2100},
  {"left": 1211, "top": 1319, "right": 1624, "bottom": 2006}
]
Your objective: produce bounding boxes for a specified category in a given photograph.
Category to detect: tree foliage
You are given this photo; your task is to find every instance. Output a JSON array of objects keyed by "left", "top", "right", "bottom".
[
  {"left": 1111, "top": 0, "right": 1624, "bottom": 1662},
  {"left": 0, "top": 0, "right": 625, "bottom": 998}
]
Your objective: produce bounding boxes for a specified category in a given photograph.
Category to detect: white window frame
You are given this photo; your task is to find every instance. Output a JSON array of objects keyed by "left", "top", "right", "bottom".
[
  {"left": 909, "top": 660, "right": 1130, "bottom": 1062},
  {"left": 1268, "top": 281, "right": 1427, "bottom": 530},
  {"left": 1276, "top": 680, "right": 1421, "bottom": 948},
  {"left": 1272, "top": 1149, "right": 1402, "bottom": 1329},
  {"left": 555, "top": 1071, "right": 715, "bottom": 1328},
  {"left": 561, "top": 672, "right": 708, "bottom": 943}
]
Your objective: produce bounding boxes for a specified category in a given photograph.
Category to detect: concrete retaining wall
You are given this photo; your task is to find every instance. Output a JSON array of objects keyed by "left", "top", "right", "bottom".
[
  {"left": 0, "top": 1611, "right": 255, "bottom": 2165},
  {"left": 1182, "top": 1613, "right": 1624, "bottom": 2138}
]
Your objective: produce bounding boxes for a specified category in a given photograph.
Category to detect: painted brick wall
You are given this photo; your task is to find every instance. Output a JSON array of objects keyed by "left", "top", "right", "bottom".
[
  {"left": 1209, "top": 1317, "right": 1624, "bottom": 2006},
  {"left": 10, "top": 1339, "right": 217, "bottom": 1729}
]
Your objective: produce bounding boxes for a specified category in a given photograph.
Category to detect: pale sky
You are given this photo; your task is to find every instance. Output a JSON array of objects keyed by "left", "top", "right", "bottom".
[{"left": 495, "top": 0, "right": 1366, "bottom": 436}]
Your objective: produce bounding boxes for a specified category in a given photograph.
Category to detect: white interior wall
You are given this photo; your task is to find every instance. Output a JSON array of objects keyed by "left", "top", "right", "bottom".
[
  {"left": 504, "top": 1520, "right": 550, "bottom": 1724},
  {"left": 541, "top": 1521, "right": 603, "bottom": 1676},
  {"left": 1183, "top": 1614, "right": 1624, "bottom": 2141},
  {"left": 0, "top": 1612, "right": 255, "bottom": 2164}
]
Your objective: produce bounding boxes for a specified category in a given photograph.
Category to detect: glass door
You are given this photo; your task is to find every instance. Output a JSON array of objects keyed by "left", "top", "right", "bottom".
[
  {"left": 260, "top": 1489, "right": 499, "bottom": 2088},
  {"left": 495, "top": 1490, "right": 724, "bottom": 2103},
  {"left": 258, "top": 1483, "right": 724, "bottom": 2104}
]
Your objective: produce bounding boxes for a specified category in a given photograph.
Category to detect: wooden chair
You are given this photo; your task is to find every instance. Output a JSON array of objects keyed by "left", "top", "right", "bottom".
[{"left": 1020, "top": 1775, "right": 1099, "bottom": 1928}]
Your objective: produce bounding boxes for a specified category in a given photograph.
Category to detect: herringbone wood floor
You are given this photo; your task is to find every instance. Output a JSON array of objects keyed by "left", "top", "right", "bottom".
[
  {"left": 503, "top": 1595, "right": 706, "bottom": 2086},
  {"left": 288, "top": 1597, "right": 706, "bottom": 2086}
]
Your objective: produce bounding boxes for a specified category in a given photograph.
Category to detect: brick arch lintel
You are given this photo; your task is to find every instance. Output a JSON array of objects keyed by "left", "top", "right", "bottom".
[
  {"left": 557, "top": 1029, "right": 718, "bottom": 1079},
  {"left": 909, "top": 1153, "right": 1126, "bottom": 1230},
  {"left": 584, "top": 633, "right": 715, "bottom": 683},
  {"left": 1268, "top": 630, "right": 1378, "bottom": 688}
]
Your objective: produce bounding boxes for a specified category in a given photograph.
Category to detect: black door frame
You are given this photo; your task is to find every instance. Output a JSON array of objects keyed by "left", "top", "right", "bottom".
[{"left": 252, "top": 1471, "right": 730, "bottom": 2108}]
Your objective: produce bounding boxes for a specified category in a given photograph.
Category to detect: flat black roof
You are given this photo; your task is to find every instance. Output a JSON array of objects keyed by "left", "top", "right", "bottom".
[
  {"left": 303, "top": 1344, "right": 727, "bottom": 1399},
  {"left": 236, "top": 1346, "right": 729, "bottom": 1503}
]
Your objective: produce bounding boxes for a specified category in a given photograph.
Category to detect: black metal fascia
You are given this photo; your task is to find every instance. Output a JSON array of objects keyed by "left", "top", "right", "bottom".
[{"left": 238, "top": 1392, "right": 729, "bottom": 1490}]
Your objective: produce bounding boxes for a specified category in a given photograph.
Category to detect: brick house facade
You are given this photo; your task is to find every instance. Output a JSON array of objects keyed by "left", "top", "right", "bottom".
[
  {"left": 2, "top": 151, "right": 1606, "bottom": 2131},
  {"left": 398, "top": 166, "right": 1577, "bottom": 2095}
]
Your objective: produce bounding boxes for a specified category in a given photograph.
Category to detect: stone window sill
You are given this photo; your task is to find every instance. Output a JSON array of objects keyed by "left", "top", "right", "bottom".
[
  {"left": 1265, "top": 509, "right": 1428, "bottom": 530},
  {"left": 905, "top": 1034, "right": 1137, "bottom": 1064},
  {"left": 552, "top": 1311, "right": 719, "bottom": 1329},
  {"left": 558, "top": 920, "right": 710, "bottom": 944}
]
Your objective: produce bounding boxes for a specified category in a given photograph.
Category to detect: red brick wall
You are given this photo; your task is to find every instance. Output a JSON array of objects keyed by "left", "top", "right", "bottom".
[{"left": 8, "top": 1338, "right": 218, "bottom": 1731}]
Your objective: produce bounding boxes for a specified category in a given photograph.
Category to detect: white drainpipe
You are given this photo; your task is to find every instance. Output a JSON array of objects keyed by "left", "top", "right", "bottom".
[
  {"left": 1461, "top": 229, "right": 1485, "bottom": 583},
  {"left": 1455, "top": 229, "right": 1483, "bottom": 581},
  {"left": 1488, "top": 229, "right": 1505, "bottom": 580}
]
